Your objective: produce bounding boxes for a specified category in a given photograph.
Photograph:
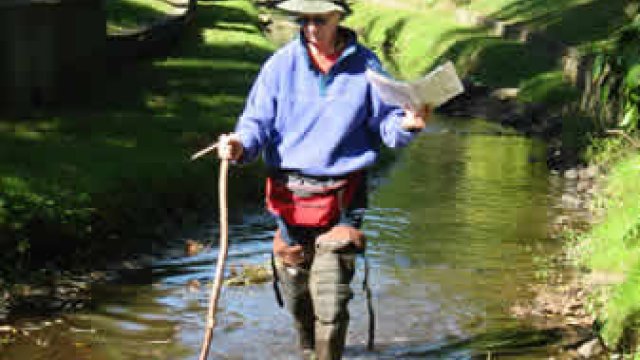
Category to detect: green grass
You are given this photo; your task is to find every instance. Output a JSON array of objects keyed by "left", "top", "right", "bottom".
[
  {"left": 582, "top": 155, "right": 640, "bottom": 272},
  {"left": 106, "top": 0, "right": 177, "bottom": 31},
  {"left": 347, "top": 0, "right": 628, "bottom": 92},
  {"left": 575, "top": 151, "right": 640, "bottom": 349},
  {"left": 517, "top": 71, "right": 579, "bottom": 105},
  {"left": 347, "top": 0, "right": 563, "bottom": 88},
  {"left": 347, "top": 0, "right": 639, "bottom": 349},
  {"left": 346, "top": 3, "right": 471, "bottom": 79},
  {"left": 487, "top": 0, "right": 627, "bottom": 46},
  {"left": 0, "top": 0, "right": 274, "bottom": 268},
  {"left": 466, "top": 0, "right": 627, "bottom": 46}
]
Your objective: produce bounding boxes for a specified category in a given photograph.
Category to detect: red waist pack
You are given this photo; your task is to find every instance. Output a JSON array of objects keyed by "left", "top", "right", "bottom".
[{"left": 266, "top": 171, "right": 363, "bottom": 227}]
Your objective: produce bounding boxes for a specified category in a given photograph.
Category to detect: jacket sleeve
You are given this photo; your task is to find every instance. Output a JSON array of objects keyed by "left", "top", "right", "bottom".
[
  {"left": 365, "top": 57, "right": 417, "bottom": 148},
  {"left": 234, "top": 59, "right": 278, "bottom": 163}
]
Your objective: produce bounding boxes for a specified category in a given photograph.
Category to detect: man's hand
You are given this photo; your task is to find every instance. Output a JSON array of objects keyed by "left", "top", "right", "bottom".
[
  {"left": 273, "top": 230, "right": 305, "bottom": 266},
  {"left": 217, "top": 133, "right": 244, "bottom": 161},
  {"left": 401, "top": 104, "right": 432, "bottom": 132}
]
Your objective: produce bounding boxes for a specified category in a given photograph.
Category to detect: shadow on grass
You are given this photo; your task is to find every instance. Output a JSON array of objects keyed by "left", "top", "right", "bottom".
[
  {"left": 379, "top": 18, "right": 408, "bottom": 75},
  {"left": 107, "top": 0, "right": 174, "bottom": 29},
  {"left": 100, "top": 0, "right": 272, "bottom": 113},
  {"left": 0, "top": 0, "right": 274, "bottom": 267},
  {"left": 489, "top": 0, "right": 627, "bottom": 46},
  {"left": 435, "top": 36, "right": 558, "bottom": 87},
  {"left": 433, "top": 0, "right": 628, "bottom": 88}
]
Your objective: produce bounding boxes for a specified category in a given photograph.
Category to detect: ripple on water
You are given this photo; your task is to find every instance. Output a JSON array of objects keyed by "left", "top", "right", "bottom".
[{"left": 2, "top": 118, "right": 572, "bottom": 359}]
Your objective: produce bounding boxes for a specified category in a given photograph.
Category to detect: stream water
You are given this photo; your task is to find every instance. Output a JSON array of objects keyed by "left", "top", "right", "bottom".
[{"left": 1, "top": 117, "right": 573, "bottom": 359}]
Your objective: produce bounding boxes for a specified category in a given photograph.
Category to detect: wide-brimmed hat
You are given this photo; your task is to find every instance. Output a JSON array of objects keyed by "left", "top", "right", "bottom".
[{"left": 276, "top": 0, "right": 350, "bottom": 14}]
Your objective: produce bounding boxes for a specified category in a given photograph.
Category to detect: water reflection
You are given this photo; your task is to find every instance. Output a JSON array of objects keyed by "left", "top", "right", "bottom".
[
  {"left": 1, "top": 117, "right": 569, "bottom": 359},
  {"left": 360, "top": 118, "right": 559, "bottom": 357}
]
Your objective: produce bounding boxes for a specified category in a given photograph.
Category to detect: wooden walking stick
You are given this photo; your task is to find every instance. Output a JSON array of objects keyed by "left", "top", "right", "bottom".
[{"left": 191, "top": 143, "right": 229, "bottom": 360}]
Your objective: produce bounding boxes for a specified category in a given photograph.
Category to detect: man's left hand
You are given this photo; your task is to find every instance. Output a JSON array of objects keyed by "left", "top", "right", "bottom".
[{"left": 401, "top": 104, "right": 432, "bottom": 132}]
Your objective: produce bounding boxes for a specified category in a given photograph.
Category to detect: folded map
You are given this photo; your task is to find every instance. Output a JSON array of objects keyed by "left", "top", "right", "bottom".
[{"left": 365, "top": 61, "right": 465, "bottom": 110}]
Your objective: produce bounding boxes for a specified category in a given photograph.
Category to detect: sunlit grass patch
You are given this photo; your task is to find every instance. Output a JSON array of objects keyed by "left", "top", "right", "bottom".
[
  {"left": 583, "top": 154, "right": 640, "bottom": 271},
  {"left": 346, "top": 2, "right": 471, "bottom": 79},
  {"left": 576, "top": 153, "right": 640, "bottom": 347},
  {"left": 345, "top": 0, "right": 561, "bottom": 88},
  {"left": 601, "top": 266, "right": 640, "bottom": 348},
  {"left": 106, "top": 0, "right": 177, "bottom": 32},
  {"left": 347, "top": 0, "right": 628, "bottom": 91}
]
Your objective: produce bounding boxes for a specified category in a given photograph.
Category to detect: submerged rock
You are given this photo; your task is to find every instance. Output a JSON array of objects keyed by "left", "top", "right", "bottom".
[{"left": 224, "top": 264, "right": 272, "bottom": 286}]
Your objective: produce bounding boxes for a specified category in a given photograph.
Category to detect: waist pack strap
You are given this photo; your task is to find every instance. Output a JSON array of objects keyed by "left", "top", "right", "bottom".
[{"left": 268, "top": 170, "right": 354, "bottom": 197}]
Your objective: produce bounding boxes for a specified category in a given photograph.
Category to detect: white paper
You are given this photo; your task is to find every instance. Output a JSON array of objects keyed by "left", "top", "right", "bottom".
[{"left": 366, "top": 61, "right": 465, "bottom": 110}]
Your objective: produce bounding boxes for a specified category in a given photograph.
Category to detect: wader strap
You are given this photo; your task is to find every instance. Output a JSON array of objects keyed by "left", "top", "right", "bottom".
[
  {"left": 337, "top": 187, "right": 348, "bottom": 224},
  {"left": 362, "top": 254, "right": 375, "bottom": 350},
  {"left": 271, "top": 252, "right": 284, "bottom": 308}
]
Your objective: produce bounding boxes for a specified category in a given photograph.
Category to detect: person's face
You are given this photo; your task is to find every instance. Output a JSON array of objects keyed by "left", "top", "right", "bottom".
[{"left": 295, "top": 11, "right": 342, "bottom": 48}]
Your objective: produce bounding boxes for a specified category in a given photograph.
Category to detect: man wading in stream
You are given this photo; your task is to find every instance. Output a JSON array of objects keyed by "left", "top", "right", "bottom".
[{"left": 217, "top": 0, "right": 430, "bottom": 358}]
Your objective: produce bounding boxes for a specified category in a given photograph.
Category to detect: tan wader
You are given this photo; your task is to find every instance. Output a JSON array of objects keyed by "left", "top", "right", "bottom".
[{"left": 275, "top": 238, "right": 356, "bottom": 360}]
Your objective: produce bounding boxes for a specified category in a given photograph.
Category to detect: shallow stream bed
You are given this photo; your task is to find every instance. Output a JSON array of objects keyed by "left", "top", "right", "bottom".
[{"left": 0, "top": 117, "right": 579, "bottom": 359}]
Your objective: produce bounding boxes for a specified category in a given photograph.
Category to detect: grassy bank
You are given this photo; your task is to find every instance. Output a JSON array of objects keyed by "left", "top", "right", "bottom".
[
  {"left": 568, "top": 3, "right": 640, "bottom": 352},
  {"left": 0, "top": 0, "right": 274, "bottom": 273},
  {"left": 346, "top": 0, "right": 625, "bottom": 106},
  {"left": 346, "top": 0, "right": 639, "bottom": 352},
  {"left": 574, "top": 145, "right": 640, "bottom": 352}
]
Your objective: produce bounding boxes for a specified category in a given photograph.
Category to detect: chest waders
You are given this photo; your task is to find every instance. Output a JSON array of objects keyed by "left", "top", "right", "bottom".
[
  {"left": 269, "top": 175, "right": 376, "bottom": 351},
  {"left": 270, "top": 243, "right": 375, "bottom": 351}
]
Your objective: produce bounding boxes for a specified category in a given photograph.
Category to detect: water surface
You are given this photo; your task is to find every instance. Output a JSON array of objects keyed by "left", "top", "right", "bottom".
[{"left": 1, "top": 117, "right": 569, "bottom": 359}]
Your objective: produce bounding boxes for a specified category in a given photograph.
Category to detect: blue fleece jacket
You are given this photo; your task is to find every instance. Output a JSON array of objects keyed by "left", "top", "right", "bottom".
[{"left": 235, "top": 28, "right": 417, "bottom": 177}]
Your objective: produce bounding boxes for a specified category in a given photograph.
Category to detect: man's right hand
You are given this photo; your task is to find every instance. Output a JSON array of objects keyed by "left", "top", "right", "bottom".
[
  {"left": 217, "top": 133, "right": 244, "bottom": 161},
  {"left": 273, "top": 229, "right": 305, "bottom": 266}
]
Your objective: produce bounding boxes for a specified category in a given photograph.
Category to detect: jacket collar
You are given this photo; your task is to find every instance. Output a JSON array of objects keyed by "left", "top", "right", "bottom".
[{"left": 296, "top": 27, "right": 358, "bottom": 72}]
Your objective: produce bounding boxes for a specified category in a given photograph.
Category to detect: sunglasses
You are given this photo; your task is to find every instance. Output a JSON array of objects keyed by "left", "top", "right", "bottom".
[{"left": 294, "top": 15, "right": 329, "bottom": 26}]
